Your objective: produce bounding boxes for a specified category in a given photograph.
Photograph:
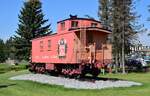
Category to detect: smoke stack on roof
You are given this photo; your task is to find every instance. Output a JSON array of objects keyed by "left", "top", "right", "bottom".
[{"left": 70, "top": 14, "right": 78, "bottom": 19}]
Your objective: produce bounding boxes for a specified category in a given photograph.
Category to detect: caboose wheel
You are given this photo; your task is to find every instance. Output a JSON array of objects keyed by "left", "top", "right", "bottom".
[
  {"left": 92, "top": 68, "right": 100, "bottom": 78},
  {"left": 79, "top": 72, "right": 86, "bottom": 78},
  {"left": 29, "top": 63, "right": 36, "bottom": 73}
]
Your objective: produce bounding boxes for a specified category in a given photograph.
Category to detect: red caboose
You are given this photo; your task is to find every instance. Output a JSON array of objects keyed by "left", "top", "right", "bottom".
[{"left": 30, "top": 15, "right": 112, "bottom": 77}]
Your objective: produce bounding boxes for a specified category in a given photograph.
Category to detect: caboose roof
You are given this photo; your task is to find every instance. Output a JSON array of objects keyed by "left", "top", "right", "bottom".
[
  {"left": 69, "top": 27, "right": 111, "bottom": 34},
  {"left": 31, "top": 32, "right": 57, "bottom": 41},
  {"left": 57, "top": 17, "right": 101, "bottom": 24}
]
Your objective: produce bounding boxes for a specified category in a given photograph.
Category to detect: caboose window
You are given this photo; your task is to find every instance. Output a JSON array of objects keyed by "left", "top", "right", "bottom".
[
  {"left": 48, "top": 40, "right": 51, "bottom": 51},
  {"left": 91, "top": 23, "right": 97, "bottom": 27},
  {"left": 40, "top": 41, "right": 44, "bottom": 51},
  {"left": 60, "top": 22, "right": 65, "bottom": 30},
  {"left": 71, "top": 21, "right": 78, "bottom": 28}
]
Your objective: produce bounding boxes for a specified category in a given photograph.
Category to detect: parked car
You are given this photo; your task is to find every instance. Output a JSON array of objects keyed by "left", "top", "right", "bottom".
[
  {"left": 126, "top": 58, "right": 148, "bottom": 72},
  {"left": 143, "top": 56, "right": 150, "bottom": 64},
  {"left": 137, "top": 58, "right": 148, "bottom": 67}
]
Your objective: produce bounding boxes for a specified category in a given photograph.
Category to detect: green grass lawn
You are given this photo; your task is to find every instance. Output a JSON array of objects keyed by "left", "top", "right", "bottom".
[
  {"left": 0, "top": 70, "right": 150, "bottom": 96},
  {"left": 0, "top": 64, "right": 27, "bottom": 74}
]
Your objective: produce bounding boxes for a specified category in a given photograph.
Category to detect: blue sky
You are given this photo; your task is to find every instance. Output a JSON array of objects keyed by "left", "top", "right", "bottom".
[{"left": 0, "top": 0, "right": 150, "bottom": 45}]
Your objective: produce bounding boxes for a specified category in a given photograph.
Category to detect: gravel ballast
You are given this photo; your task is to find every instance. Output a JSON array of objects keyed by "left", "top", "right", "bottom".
[{"left": 10, "top": 74, "right": 142, "bottom": 89}]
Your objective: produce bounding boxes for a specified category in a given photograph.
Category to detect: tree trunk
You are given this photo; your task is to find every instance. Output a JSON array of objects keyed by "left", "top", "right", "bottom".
[
  {"left": 115, "top": 53, "right": 118, "bottom": 73},
  {"left": 122, "top": 44, "right": 125, "bottom": 74},
  {"left": 122, "top": 12, "right": 126, "bottom": 74}
]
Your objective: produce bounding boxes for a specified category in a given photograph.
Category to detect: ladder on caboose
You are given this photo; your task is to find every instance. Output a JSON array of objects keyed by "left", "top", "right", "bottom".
[
  {"left": 80, "top": 26, "right": 86, "bottom": 50},
  {"left": 79, "top": 26, "right": 87, "bottom": 62},
  {"left": 78, "top": 26, "right": 96, "bottom": 63}
]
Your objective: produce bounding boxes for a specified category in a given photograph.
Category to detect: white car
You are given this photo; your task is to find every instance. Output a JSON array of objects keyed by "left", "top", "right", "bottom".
[{"left": 136, "top": 58, "right": 148, "bottom": 67}]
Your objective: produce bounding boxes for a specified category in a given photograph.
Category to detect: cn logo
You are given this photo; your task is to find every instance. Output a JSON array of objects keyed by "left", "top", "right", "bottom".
[{"left": 58, "top": 38, "right": 67, "bottom": 58}]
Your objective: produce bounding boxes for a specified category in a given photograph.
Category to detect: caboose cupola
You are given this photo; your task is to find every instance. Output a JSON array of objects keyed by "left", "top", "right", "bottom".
[{"left": 57, "top": 15, "right": 109, "bottom": 34}]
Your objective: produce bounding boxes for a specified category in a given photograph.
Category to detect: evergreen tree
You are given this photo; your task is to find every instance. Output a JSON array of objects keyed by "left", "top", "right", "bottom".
[
  {"left": 98, "top": 0, "right": 142, "bottom": 73},
  {"left": 112, "top": 0, "right": 141, "bottom": 73},
  {"left": 5, "top": 37, "right": 16, "bottom": 60},
  {"left": 98, "top": 0, "right": 112, "bottom": 30},
  {"left": 14, "top": 0, "right": 52, "bottom": 60},
  {"left": 0, "top": 39, "right": 6, "bottom": 63},
  {"left": 148, "top": 5, "right": 150, "bottom": 36}
]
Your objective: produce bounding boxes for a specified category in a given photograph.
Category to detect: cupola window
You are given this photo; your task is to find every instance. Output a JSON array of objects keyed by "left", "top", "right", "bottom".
[{"left": 71, "top": 21, "right": 78, "bottom": 28}]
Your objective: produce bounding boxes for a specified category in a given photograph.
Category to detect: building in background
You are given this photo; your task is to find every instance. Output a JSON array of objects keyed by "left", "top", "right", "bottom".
[{"left": 130, "top": 44, "right": 150, "bottom": 57}]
